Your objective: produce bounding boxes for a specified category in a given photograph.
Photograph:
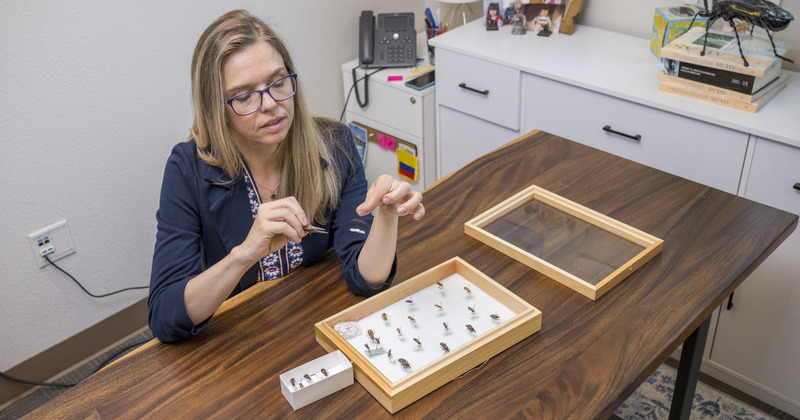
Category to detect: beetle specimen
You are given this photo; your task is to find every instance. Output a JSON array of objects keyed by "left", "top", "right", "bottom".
[
  {"left": 467, "top": 305, "right": 476, "bottom": 314},
  {"left": 443, "top": 321, "right": 449, "bottom": 331},
  {"left": 365, "top": 343, "right": 370, "bottom": 350},
  {"left": 290, "top": 378, "right": 296, "bottom": 387},
  {"left": 408, "top": 315, "right": 416, "bottom": 324},
  {"left": 464, "top": 285, "right": 472, "bottom": 295},
  {"left": 299, "top": 382, "right": 304, "bottom": 388},
  {"left": 413, "top": 337, "right": 422, "bottom": 346},
  {"left": 686, "top": 0, "right": 795, "bottom": 66},
  {"left": 405, "top": 297, "right": 414, "bottom": 305},
  {"left": 436, "top": 281, "right": 444, "bottom": 288},
  {"left": 466, "top": 324, "right": 476, "bottom": 333},
  {"left": 367, "top": 329, "right": 375, "bottom": 341},
  {"left": 490, "top": 313, "right": 500, "bottom": 320},
  {"left": 321, "top": 368, "right": 328, "bottom": 377},
  {"left": 304, "top": 374, "right": 312, "bottom": 381},
  {"left": 434, "top": 303, "right": 443, "bottom": 311},
  {"left": 381, "top": 312, "right": 388, "bottom": 321},
  {"left": 396, "top": 327, "right": 403, "bottom": 336},
  {"left": 398, "top": 358, "right": 411, "bottom": 369},
  {"left": 387, "top": 348, "right": 393, "bottom": 359},
  {"left": 375, "top": 337, "right": 381, "bottom": 345},
  {"left": 440, "top": 342, "right": 450, "bottom": 353}
]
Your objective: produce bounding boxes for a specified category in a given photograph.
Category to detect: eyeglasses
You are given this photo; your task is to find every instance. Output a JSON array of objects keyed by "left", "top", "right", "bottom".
[{"left": 225, "top": 73, "right": 297, "bottom": 116}]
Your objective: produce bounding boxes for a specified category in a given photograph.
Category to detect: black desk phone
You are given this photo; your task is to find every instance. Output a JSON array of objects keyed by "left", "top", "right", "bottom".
[{"left": 359, "top": 10, "right": 416, "bottom": 68}]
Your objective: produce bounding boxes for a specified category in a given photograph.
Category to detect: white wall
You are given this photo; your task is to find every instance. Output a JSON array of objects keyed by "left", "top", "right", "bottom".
[{"left": 0, "top": 0, "right": 422, "bottom": 371}]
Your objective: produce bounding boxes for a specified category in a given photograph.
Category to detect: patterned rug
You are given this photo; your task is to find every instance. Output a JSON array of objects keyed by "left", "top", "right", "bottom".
[{"left": 615, "top": 363, "right": 781, "bottom": 420}]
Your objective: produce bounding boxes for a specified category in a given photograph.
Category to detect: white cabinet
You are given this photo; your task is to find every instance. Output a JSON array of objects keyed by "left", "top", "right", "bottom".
[
  {"left": 704, "top": 138, "right": 800, "bottom": 415},
  {"left": 341, "top": 60, "right": 437, "bottom": 189},
  {"left": 431, "top": 20, "right": 800, "bottom": 416}
]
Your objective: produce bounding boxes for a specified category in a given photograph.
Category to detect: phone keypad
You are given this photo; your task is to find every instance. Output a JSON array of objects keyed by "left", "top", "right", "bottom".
[{"left": 379, "top": 33, "right": 414, "bottom": 64}]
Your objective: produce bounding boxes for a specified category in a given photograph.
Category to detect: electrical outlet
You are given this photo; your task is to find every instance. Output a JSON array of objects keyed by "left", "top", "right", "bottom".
[{"left": 27, "top": 220, "right": 76, "bottom": 268}]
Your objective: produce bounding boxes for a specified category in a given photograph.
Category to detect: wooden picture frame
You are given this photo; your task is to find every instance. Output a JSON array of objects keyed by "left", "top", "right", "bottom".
[
  {"left": 315, "top": 257, "right": 542, "bottom": 413},
  {"left": 528, "top": 0, "right": 585, "bottom": 34},
  {"left": 465, "top": 185, "right": 663, "bottom": 300}
]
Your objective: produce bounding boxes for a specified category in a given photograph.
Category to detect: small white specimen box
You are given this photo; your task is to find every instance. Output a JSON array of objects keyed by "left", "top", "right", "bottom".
[{"left": 279, "top": 350, "right": 353, "bottom": 411}]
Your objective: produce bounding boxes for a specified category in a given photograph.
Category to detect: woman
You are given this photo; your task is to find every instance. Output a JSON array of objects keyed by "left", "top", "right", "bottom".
[{"left": 148, "top": 10, "right": 424, "bottom": 342}]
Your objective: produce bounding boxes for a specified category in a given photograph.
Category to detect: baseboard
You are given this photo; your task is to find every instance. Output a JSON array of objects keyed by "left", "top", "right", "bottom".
[{"left": 0, "top": 297, "right": 148, "bottom": 407}]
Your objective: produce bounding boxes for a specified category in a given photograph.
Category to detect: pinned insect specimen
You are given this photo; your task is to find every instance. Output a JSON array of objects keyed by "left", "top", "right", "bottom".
[
  {"left": 367, "top": 329, "right": 375, "bottom": 340},
  {"left": 396, "top": 327, "right": 403, "bottom": 337},
  {"left": 365, "top": 343, "right": 370, "bottom": 350},
  {"left": 398, "top": 358, "right": 411, "bottom": 370},
  {"left": 434, "top": 303, "right": 443, "bottom": 311},
  {"left": 387, "top": 349, "right": 393, "bottom": 359},
  {"left": 436, "top": 281, "right": 444, "bottom": 289},
  {"left": 405, "top": 297, "right": 414, "bottom": 305},
  {"left": 299, "top": 382, "right": 304, "bottom": 388},
  {"left": 408, "top": 315, "right": 416, "bottom": 324},
  {"left": 466, "top": 324, "right": 476, "bottom": 334},
  {"left": 443, "top": 322, "right": 449, "bottom": 331},
  {"left": 413, "top": 337, "right": 422, "bottom": 346},
  {"left": 440, "top": 342, "right": 450, "bottom": 353},
  {"left": 490, "top": 313, "right": 500, "bottom": 320},
  {"left": 304, "top": 374, "right": 312, "bottom": 381},
  {"left": 464, "top": 285, "right": 472, "bottom": 295},
  {"left": 375, "top": 337, "right": 381, "bottom": 345},
  {"left": 321, "top": 368, "right": 328, "bottom": 377},
  {"left": 467, "top": 305, "right": 476, "bottom": 314},
  {"left": 290, "top": 378, "right": 296, "bottom": 388},
  {"left": 381, "top": 312, "right": 388, "bottom": 321}
]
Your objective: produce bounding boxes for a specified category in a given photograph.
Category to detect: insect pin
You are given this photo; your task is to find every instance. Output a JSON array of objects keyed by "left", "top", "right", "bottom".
[
  {"left": 398, "top": 358, "right": 411, "bottom": 370},
  {"left": 381, "top": 312, "right": 388, "bottom": 321},
  {"left": 466, "top": 324, "right": 476, "bottom": 334},
  {"left": 321, "top": 368, "right": 328, "bottom": 377},
  {"left": 413, "top": 337, "right": 422, "bottom": 346},
  {"left": 440, "top": 342, "right": 450, "bottom": 353}
]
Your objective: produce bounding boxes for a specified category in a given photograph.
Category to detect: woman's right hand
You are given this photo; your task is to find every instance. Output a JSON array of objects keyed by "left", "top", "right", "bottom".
[{"left": 235, "top": 197, "right": 309, "bottom": 263}]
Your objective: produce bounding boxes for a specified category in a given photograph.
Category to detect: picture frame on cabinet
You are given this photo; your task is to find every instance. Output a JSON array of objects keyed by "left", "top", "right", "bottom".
[
  {"left": 523, "top": 4, "right": 565, "bottom": 35},
  {"left": 528, "top": 0, "right": 585, "bottom": 34}
]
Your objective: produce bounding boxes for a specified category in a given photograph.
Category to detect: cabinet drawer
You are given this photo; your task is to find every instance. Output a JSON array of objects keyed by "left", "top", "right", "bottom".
[
  {"left": 438, "top": 105, "right": 520, "bottom": 178},
  {"left": 436, "top": 49, "right": 520, "bottom": 131},
  {"left": 522, "top": 73, "right": 748, "bottom": 194},
  {"left": 342, "top": 68, "right": 425, "bottom": 139},
  {"left": 743, "top": 137, "right": 800, "bottom": 214}
]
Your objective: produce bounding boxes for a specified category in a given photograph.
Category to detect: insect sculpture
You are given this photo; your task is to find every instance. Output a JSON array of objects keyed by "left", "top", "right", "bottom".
[{"left": 686, "top": 0, "right": 794, "bottom": 66}]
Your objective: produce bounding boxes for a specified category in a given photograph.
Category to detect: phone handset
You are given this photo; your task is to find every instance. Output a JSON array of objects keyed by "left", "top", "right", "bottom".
[{"left": 359, "top": 10, "right": 375, "bottom": 65}]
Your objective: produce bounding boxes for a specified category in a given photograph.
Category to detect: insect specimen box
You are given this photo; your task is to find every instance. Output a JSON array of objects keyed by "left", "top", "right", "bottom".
[
  {"left": 465, "top": 185, "right": 663, "bottom": 300},
  {"left": 315, "top": 257, "right": 541, "bottom": 413}
]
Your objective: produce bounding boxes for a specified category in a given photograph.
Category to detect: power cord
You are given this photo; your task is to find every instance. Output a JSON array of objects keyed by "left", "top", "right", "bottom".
[
  {"left": 0, "top": 336, "right": 150, "bottom": 387},
  {"left": 340, "top": 66, "right": 384, "bottom": 122},
  {"left": 43, "top": 254, "right": 148, "bottom": 298}
]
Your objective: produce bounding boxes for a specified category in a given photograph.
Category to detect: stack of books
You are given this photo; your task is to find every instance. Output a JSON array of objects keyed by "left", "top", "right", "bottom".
[{"left": 659, "top": 26, "right": 791, "bottom": 112}]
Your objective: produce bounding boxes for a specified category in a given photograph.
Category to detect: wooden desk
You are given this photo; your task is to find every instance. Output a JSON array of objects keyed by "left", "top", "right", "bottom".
[{"left": 24, "top": 130, "right": 797, "bottom": 419}]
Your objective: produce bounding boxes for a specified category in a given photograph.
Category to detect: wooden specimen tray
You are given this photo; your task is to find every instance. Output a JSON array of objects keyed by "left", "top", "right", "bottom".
[
  {"left": 465, "top": 185, "right": 664, "bottom": 300},
  {"left": 315, "top": 257, "right": 541, "bottom": 413}
]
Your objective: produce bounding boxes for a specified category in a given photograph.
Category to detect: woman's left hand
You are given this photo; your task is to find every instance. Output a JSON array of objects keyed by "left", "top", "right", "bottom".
[{"left": 356, "top": 174, "right": 424, "bottom": 220}]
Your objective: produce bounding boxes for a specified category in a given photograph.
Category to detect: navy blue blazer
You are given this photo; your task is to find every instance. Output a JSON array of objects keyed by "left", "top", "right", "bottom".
[{"left": 148, "top": 121, "right": 395, "bottom": 342}]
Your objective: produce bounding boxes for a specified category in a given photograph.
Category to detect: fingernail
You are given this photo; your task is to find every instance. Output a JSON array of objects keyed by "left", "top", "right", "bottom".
[
  {"left": 398, "top": 206, "right": 407, "bottom": 214},
  {"left": 303, "top": 216, "right": 308, "bottom": 224},
  {"left": 415, "top": 212, "right": 423, "bottom": 219}
]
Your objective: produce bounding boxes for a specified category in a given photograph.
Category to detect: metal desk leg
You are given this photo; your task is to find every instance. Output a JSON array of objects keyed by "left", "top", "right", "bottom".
[{"left": 669, "top": 317, "right": 711, "bottom": 420}]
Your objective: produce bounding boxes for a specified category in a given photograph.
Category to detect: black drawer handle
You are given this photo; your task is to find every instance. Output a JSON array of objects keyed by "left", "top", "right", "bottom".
[
  {"left": 458, "top": 83, "right": 489, "bottom": 96},
  {"left": 603, "top": 125, "right": 641, "bottom": 142},
  {"left": 794, "top": 182, "right": 800, "bottom": 191}
]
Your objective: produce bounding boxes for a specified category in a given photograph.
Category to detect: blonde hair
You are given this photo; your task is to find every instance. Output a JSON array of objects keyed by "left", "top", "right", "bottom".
[{"left": 189, "top": 10, "right": 341, "bottom": 223}]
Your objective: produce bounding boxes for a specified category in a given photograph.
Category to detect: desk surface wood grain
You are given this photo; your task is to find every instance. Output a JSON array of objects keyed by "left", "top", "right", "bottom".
[{"left": 24, "top": 130, "right": 797, "bottom": 420}]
